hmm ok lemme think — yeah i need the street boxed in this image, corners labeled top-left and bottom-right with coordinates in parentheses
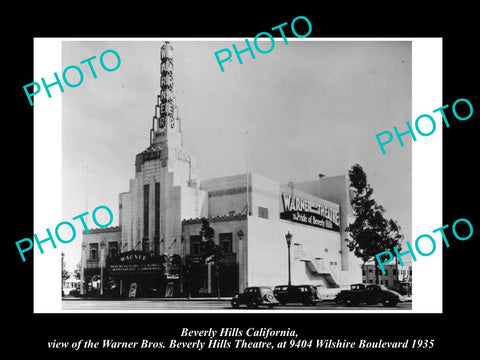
top-left (62, 299), bottom-right (412, 311)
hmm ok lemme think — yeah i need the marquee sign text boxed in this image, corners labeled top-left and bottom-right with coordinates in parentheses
top-left (280, 193), bottom-right (340, 232)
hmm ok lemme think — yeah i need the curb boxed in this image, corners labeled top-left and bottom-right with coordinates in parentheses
top-left (62, 297), bottom-right (231, 301)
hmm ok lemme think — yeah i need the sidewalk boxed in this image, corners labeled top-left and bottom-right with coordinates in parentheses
top-left (62, 296), bottom-right (231, 301)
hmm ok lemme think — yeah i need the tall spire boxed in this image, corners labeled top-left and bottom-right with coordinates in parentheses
top-left (150, 41), bottom-right (181, 148)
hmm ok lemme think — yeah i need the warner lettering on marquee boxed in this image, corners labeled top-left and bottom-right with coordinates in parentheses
top-left (280, 193), bottom-right (340, 232)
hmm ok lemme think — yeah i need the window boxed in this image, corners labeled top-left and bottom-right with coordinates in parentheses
top-left (293, 243), bottom-right (302, 260)
top-left (90, 244), bottom-right (98, 260)
top-left (258, 206), bottom-right (268, 219)
top-left (324, 248), bottom-right (328, 253)
top-left (142, 238), bottom-right (149, 253)
top-left (362, 269), bottom-right (366, 276)
top-left (190, 235), bottom-right (202, 256)
top-left (108, 242), bottom-right (117, 258)
top-left (219, 233), bottom-right (233, 253)
top-left (368, 268), bottom-right (373, 273)
top-left (144, 184), bottom-right (149, 237)
top-left (385, 269), bottom-right (388, 276)
top-left (393, 269), bottom-right (397, 276)
top-left (155, 183), bottom-right (160, 238)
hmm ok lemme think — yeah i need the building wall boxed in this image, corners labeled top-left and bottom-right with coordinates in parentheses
top-left (197, 172), bottom-right (362, 290)
top-left (247, 215), bottom-right (345, 288)
top-left (363, 264), bottom-right (397, 286)
top-left (181, 185), bottom-right (208, 221)
top-left (119, 143), bottom-right (205, 256)
top-left (250, 174), bottom-right (281, 220)
top-left (84, 170), bottom-right (362, 296)
top-left (182, 216), bottom-right (247, 293)
top-left (182, 218), bottom-right (246, 257)
top-left (80, 227), bottom-right (122, 294)
top-left (295, 175), bottom-right (363, 278)
top-left (398, 265), bottom-right (413, 282)
top-left (362, 263), bottom-right (412, 285)
top-left (317, 176), bottom-right (362, 276)
top-left (120, 191), bottom-right (132, 252)
top-left (201, 174), bottom-right (250, 217)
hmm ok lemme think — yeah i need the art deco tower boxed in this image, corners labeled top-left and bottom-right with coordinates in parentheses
top-left (149, 42), bottom-right (182, 160)
top-left (119, 42), bottom-right (207, 256)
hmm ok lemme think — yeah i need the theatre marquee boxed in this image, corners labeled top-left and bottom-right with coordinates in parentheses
top-left (280, 193), bottom-right (340, 232)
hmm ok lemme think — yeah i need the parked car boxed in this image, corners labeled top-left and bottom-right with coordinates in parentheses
top-left (231, 286), bottom-right (279, 309)
top-left (316, 285), bottom-right (342, 301)
top-left (334, 283), bottom-right (405, 307)
top-left (274, 285), bottom-right (320, 306)
top-left (387, 285), bottom-right (411, 296)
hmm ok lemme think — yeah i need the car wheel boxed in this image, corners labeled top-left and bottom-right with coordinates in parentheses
top-left (343, 298), bottom-right (358, 306)
top-left (231, 298), bottom-right (240, 309)
top-left (382, 299), bottom-right (398, 307)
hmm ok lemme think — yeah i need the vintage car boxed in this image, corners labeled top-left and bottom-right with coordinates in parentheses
top-left (388, 282), bottom-right (412, 297)
top-left (273, 285), bottom-right (320, 306)
top-left (231, 286), bottom-right (279, 309)
top-left (334, 283), bottom-right (405, 307)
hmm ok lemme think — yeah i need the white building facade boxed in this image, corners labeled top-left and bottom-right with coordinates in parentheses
top-left (80, 42), bottom-right (362, 298)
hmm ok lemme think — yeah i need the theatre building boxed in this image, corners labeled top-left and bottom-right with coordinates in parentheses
top-left (80, 42), bottom-right (362, 298)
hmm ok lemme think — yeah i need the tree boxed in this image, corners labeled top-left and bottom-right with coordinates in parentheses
top-left (62, 252), bottom-right (70, 282)
top-left (73, 261), bottom-right (82, 280)
top-left (346, 164), bottom-right (404, 284)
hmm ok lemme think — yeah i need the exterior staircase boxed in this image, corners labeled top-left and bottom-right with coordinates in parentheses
top-left (300, 251), bottom-right (340, 288)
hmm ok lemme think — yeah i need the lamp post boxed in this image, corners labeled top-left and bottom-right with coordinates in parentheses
top-left (100, 239), bottom-right (105, 296)
top-left (237, 229), bottom-right (245, 291)
top-left (61, 252), bottom-right (64, 297)
top-left (81, 243), bottom-right (86, 295)
top-left (285, 231), bottom-right (292, 286)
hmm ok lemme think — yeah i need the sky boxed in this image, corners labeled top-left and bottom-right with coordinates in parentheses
top-left (61, 39), bottom-right (412, 272)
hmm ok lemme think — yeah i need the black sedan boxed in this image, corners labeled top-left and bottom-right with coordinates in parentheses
top-left (274, 285), bottom-right (320, 306)
top-left (231, 286), bottom-right (279, 309)
top-left (334, 283), bottom-right (405, 307)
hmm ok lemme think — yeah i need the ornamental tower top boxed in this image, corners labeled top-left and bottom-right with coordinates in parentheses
top-left (149, 41), bottom-right (182, 149)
